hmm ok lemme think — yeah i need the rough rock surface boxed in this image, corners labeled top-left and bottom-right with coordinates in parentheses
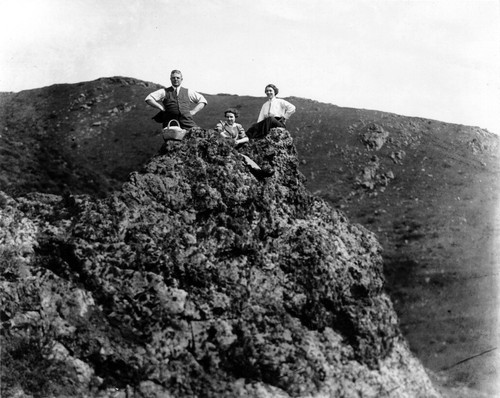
top-left (359, 123), bottom-right (390, 151)
top-left (0, 129), bottom-right (439, 397)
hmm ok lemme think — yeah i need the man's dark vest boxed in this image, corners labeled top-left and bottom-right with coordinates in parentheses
top-left (162, 87), bottom-right (191, 116)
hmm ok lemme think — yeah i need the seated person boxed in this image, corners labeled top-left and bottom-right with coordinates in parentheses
top-left (216, 108), bottom-right (249, 147)
top-left (246, 84), bottom-right (296, 140)
top-left (216, 108), bottom-right (272, 179)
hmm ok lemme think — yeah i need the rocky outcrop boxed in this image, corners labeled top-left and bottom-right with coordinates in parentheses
top-left (359, 123), bottom-right (390, 151)
top-left (0, 129), bottom-right (439, 397)
top-left (355, 155), bottom-right (395, 191)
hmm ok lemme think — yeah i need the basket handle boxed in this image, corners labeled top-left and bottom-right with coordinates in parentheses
top-left (167, 119), bottom-right (180, 128)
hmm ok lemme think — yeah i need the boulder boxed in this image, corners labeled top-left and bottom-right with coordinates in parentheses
top-left (0, 128), bottom-right (439, 397)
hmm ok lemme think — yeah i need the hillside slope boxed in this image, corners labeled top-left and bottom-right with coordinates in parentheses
top-left (1, 77), bottom-right (499, 395)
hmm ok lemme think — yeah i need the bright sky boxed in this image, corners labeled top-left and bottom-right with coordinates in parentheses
top-left (1, 0), bottom-right (499, 134)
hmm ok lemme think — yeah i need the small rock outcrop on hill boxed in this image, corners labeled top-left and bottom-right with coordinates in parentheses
top-left (359, 123), bottom-right (390, 151)
top-left (0, 129), bottom-right (439, 397)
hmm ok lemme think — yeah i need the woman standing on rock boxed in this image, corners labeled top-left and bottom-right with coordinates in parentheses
top-left (246, 84), bottom-right (296, 139)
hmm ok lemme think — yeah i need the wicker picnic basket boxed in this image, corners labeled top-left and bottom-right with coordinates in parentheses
top-left (162, 119), bottom-right (187, 141)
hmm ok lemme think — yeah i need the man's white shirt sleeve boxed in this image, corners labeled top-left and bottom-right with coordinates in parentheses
top-left (145, 88), bottom-right (166, 102)
top-left (187, 89), bottom-right (207, 105)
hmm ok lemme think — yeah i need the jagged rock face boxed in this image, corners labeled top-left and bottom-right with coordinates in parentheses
top-left (1, 129), bottom-right (439, 397)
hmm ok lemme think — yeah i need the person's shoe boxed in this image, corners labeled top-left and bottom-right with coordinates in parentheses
top-left (250, 167), bottom-right (274, 180)
top-left (260, 167), bottom-right (274, 177)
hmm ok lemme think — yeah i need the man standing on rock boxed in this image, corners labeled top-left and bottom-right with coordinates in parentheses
top-left (145, 70), bottom-right (207, 129)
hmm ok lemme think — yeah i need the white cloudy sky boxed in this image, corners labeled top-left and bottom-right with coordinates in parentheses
top-left (1, 0), bottom-right (499, 133)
